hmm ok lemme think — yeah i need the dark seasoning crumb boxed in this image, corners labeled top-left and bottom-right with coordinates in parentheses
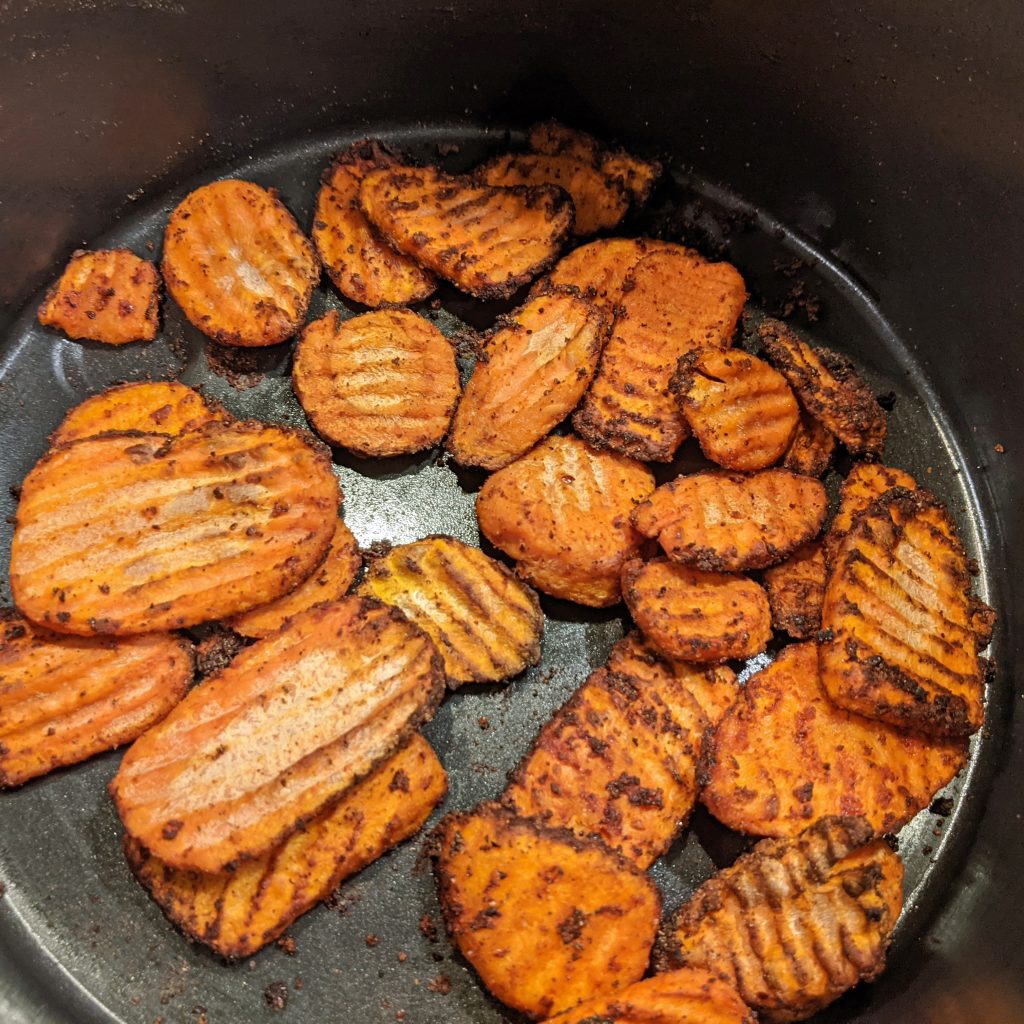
top-left (263, 981), bottom-right (288, 1011)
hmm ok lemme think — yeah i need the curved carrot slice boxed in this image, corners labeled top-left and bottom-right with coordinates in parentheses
top-left (110, 596), bottom-right (444, 873)
top-left (10, 420), bottom-right (339, 635)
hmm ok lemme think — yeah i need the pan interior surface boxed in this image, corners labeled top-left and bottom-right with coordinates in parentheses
top-left (0, 124), bottom-right (1000, 1024)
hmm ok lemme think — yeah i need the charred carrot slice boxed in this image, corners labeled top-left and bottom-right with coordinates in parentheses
top-left (50, 381), bottom-right (228, 446)
top-left (758, 316), bottom-right (887, 457)
top-left (10, 420), bottom-right (339, 635)
top-left (573, 249), bottom-right (746, 462)
top-left (761, 541), bottom-right (827, 639)
top-left (527, 120), bottom-right (662, 206)
top-left (313, 140), bottom-right (436, 307)
top-left (782, 409), bottom-right (837, 476)
top-left (38, 248), bottom-right (160, 346)
top-left (162, 179), bottom-right (319, 347)
top-left (702, 642), bottom-right (968, 836)
top-left (292, 309), bottom-right (460, 458)
top-left (110, 595), bottom-right (444, 873)
top-left (477, 153), bottom-right (630, 236)
top-left (125, 734), bottom-right (446, 958)
top-left (655, 816), bottom-right (902, 1024)
top-left (821, 487), bottom-right (986, 738)
top-left (359, 165), bottom-right (573, 299)
top-left (228, 518), bottom-right (361, 639)
top-left (447, 290), bottom-right (606, 470)
top-left (0, 610), bottom-right (192, 788)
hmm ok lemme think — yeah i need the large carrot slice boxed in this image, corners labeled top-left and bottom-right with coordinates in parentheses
top-left (126, 734), bottom-right (446, 957)
top-left (10, 420), bottom-right (339, 635)
top-left (110, 595), bottom-right (445, 873)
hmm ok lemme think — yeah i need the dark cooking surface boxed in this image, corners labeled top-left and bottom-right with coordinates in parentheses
top-left (0, 124), bottom-right (1007, 1023)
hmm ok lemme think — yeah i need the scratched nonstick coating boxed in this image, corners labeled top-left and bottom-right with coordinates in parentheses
top-left (0, 125), bottom-right (1000, 1024)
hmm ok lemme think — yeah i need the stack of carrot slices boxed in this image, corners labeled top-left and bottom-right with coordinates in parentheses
top-left (3, 120), bottom-right (992, 1023)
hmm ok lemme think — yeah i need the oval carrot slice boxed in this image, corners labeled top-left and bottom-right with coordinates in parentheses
top-left (110, 595), bottom-right (444, 873)
top-left (125, 733), bottom-right (446, 958)
top-left (573, 249), bottom-right (747, 462)
top-left (228, 518), bottom-right (361, 639)
top-left (10, 420), bottom-right (339, 635)
top-left (447, 290), bottom-right (606, 470)
top-left (359, 165), bottom-right (573, 299)
top-left (702, 642), bottom-right (968, 835)
top-left (38, 248), bottom-right (160, 346)
top-left (0, 610), bottom-right (193, 788)
top-left (50, 381), bottom-right (228, 446)
top-left (359, 536), bottom-right (541, 687)
top-left (527, 121), bottom-right (662, 207)
top-left (432, 802), bottom-right (661, 1019)
top-left (476, 434), bottom-right (654, 607)
top-left (758, 316), bottom-right (887, 457)
top-left (534, 238), bottom-right (684, 320)
top-left (632, 469), bottom-right (827, 572)
top-left (673, 346), bottom-right (799, 471)
top-left (477, 152), bottom-right (630, 235)
top-left (313, 140), bottom-right (436, 307)
top-left (821, 487), bottom-right (986, 737)
top-left (162, 179), bottom-right (319, 347)
top-left (293, 309), bottom-right (460, 458)
top-left (655, 816), bottom-right (903, 1024)
top-left (621, 558), bottom-right (771, 663)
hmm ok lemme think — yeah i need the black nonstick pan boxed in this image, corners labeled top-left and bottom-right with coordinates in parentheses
top-left (0, 3), bottom-right (1021, 1023)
